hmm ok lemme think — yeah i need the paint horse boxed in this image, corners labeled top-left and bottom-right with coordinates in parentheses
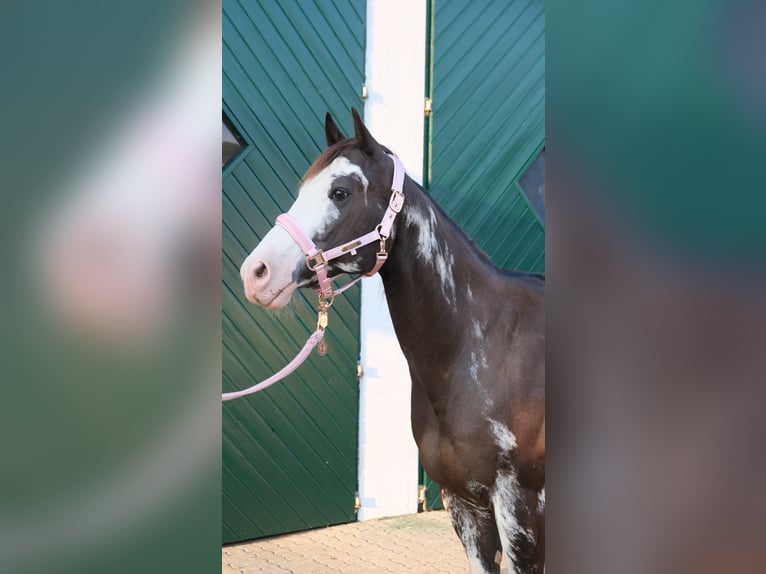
top-left (240, 109), bottom-right (545, 573)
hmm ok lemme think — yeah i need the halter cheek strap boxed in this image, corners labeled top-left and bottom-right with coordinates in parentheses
top-left (275, 153), bottom-right (405, 301)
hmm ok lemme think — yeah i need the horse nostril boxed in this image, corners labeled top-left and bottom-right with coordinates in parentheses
top-left (253, 262), bottom-right (268, 280)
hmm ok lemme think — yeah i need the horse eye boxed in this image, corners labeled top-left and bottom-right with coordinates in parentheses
top-left (330, 187), bottom-right (349, 202)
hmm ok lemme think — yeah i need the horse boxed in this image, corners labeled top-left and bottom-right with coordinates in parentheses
top-left (240, 108), bottom-right (545, 573)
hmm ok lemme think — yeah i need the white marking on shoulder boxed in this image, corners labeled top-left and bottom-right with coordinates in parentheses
top-left (469, 342), bottom-right (493, 411)
top-left (469, 351), bottom-right (480, 382)
top-left (538, 487), bottom-right (545, 513)
top-left (490, 420), bottom-right (517, 454)
top-left (288, 156), bottom-right (367, 238)
top-left (466, 284), bottom-right (473, 302)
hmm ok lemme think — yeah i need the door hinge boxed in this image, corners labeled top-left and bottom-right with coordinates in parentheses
top-left (354, 491), bottom-right (361, 513)
top-left (424, 98), bottom-right (433, 116)
top-left (361, 84), bottom-right (368, 100)
top-left (356, 362), bottom-right (363, 379)
top-left (418, 484), bottom-right (427, 511)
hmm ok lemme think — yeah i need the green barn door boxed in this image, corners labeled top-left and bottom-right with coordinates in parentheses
top-left (222, 0), bottom-right (365, 543)
top-left (422, 0), bottom-right (546, 510)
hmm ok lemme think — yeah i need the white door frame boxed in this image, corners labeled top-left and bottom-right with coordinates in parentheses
top-left (357, 0), bottom-right (427, 521)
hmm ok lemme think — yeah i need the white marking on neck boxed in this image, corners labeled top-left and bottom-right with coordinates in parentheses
top-left (468, 349), bottom-right (489, 381)
top-left (469, 351), bottom-right (480, 382)
top-left (538, 487), bottom-right (545, 513)
top-left (434, 247), bottom-right (456, 304)
top-left (405, 205), bottom-right (437, 260)
top-left (404, 203), bottom-right (456, 305)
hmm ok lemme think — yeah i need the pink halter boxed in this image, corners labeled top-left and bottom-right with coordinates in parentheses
top-left (275, 153), bottom-right (405, 301)
top-left (221, 153), bottom-right (405, 402)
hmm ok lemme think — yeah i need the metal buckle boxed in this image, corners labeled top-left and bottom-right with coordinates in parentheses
top-left (388, 189), bottom-right (405, 213)
top-left (306, 251), bottom-right (326, 271)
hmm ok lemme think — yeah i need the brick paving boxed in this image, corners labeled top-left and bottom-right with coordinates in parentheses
top-left (222, 510), bottom-right (511, 573)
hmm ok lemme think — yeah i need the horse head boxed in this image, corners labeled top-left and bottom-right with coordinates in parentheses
top-left (240, 108), bottom-right (400, 308)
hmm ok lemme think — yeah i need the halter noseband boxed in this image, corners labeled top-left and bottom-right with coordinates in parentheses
top-left (275, 153), bottom-right (405, 302)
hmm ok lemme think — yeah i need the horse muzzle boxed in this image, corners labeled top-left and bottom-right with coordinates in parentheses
top-left (240, 229), bottom-right (303, 309)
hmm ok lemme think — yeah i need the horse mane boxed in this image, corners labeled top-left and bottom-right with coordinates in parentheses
top-left (412, 180), bottom-right (545, 282)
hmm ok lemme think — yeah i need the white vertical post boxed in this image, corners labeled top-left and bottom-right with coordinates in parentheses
top-left (357, 0), bottom-right (427, 521)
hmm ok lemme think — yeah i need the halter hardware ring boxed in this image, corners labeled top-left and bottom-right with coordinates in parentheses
top-left (306, 251), bottom-right (326, 271)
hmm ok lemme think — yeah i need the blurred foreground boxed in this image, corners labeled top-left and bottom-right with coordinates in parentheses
top-left (0, 3), bottom-right (221, 574)
top-left (548, 0), bottom-right (766, 572)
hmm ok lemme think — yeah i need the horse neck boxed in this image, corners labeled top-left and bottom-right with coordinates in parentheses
top-left (378, 177), bottom-right (499, 376)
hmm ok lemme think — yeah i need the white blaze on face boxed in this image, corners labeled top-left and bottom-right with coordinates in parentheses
top-left (240, 156), bottom-right (367, 308)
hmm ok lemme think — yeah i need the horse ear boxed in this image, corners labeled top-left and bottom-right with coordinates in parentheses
top-left (351, 107), bottom-right (383, 156)
top-left (324, 112), bottom-right (346, 147)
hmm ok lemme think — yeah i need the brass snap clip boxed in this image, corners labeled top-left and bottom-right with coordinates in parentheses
top-left (316, 294), bottom-right (334, 331)
top-left (316, 298), bottom-right (330, 356)
top-left (317, 306), bottom-right (329, 331)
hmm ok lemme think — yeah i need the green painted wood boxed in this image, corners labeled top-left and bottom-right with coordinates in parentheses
top-left (423, 0), bottom-right (546, 511)
top-left (222, 0), bottom-right (365, 544)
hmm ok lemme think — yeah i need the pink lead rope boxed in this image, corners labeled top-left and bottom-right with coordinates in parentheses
top-left (222, 154), bottom-right (406, 402)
